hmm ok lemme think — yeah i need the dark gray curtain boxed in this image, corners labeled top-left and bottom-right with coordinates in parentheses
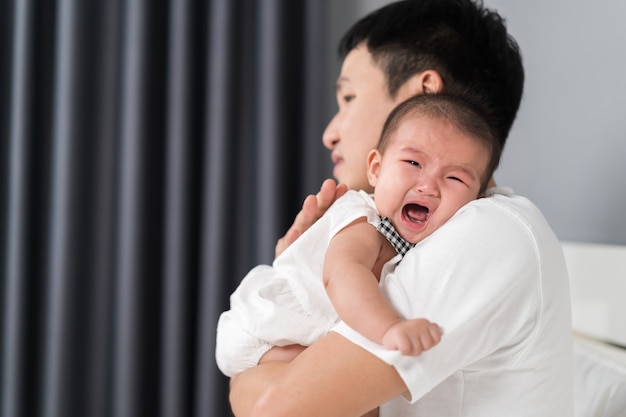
top-left (0, 1), bottom-right (332, 416)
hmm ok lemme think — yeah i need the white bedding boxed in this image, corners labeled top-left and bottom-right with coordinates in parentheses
top-left (564, 241), bottom-right (626, 347)
top-left (574, 334), bottom-right (626, 417)
top-left (564, 242), bottom-right (626, 417)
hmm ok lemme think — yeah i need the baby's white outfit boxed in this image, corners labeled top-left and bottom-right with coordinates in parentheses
top-left (215, 190), bottom-right (400, 377)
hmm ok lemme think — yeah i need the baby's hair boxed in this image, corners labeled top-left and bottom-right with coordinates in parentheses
top-left (377, 93), bottom-right (501, 193)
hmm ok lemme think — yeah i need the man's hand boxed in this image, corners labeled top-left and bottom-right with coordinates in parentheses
top-left (275, 179), bottom-right (348, 258)
top-left (361, 408), bottom-right (379, 417)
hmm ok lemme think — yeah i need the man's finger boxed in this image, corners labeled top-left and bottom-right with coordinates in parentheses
top-left (316, 179), bottom-right (338, 212)
top-left (334, 183), bottom-right (349, 200)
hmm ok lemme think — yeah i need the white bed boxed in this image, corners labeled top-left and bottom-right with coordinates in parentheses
top-left (563, 241), bottom-right (626, 417)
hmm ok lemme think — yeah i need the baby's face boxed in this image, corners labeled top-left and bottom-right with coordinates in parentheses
top-left (367, 115), bottom-right (489, 244)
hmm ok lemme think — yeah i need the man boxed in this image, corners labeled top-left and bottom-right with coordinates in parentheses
top-left (230, 1), bottom-right (573, 416)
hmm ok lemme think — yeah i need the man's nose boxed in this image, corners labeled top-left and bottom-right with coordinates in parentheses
top-left (322, 114), bottom-right (340, 149)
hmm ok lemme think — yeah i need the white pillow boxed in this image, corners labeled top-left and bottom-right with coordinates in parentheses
top-left (574, 335), bottom-right (626, 417)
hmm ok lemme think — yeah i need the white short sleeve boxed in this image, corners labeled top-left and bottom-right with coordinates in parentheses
top-left (332, 194), bottom-right (574, 416)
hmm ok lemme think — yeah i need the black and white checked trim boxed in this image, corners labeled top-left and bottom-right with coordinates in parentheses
top-left (376, 217), bottom-right (415, 258)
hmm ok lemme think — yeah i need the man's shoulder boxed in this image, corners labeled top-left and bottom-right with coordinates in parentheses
top-left (427, 191), bottom-right (560, 260)
top-left (455, 192), bottom-right (545, 233)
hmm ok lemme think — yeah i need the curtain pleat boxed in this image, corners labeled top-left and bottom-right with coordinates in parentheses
top-left (111, 0), bottom-right (147, 414)
top-left (255, 0), bottom-right (282, 261)
top-left (302, 1), bottom-right (332, 194)
top-left (160, 0), bottom-right (200, 416)
top-left (195, 1), bottom-right (236, 414)
top-left (0, 1), bottom-right (330, 417)
top-left (2, 2), bottom-right (33, 417)
top-left (85, 1), bottom-right (120, 415)
top-left (41, 1), bottom-right (79, 415)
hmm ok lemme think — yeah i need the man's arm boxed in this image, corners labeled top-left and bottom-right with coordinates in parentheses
top-left (275, 179), bottom-right (348, 257)
top-left (229, 332), bottom-right (407, 417)
top-left (257, 344), bottom-right (306, 364)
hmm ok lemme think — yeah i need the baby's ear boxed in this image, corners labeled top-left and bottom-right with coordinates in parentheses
top-left (367, 149), bottom-right (382, 187)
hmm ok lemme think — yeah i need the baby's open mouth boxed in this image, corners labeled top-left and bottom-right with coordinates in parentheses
top-left (403, 203), bottom-right (429, 223)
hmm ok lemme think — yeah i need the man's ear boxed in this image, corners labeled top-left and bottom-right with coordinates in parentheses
top-left (420, 70), bottom-right (444, 94)
top-left (367, 149), bottom-right (382, 188)
top-left (398, 70), bottom-right (444, 98)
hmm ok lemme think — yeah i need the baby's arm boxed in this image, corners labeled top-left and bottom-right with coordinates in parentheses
top-left (323, 219), bottom-right (441, 355)
top-left (382, 318), bottom-right (442, 356)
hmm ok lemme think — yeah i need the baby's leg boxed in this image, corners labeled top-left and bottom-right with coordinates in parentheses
top-left (215, 312), bottom-right (274, 377)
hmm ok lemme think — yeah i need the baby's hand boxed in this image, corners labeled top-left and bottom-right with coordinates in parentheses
top-left (382, 318), bottom-right (442, 356)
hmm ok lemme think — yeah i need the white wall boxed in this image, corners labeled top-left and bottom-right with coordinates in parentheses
top-left (325, 0), bottom-right (626, 245)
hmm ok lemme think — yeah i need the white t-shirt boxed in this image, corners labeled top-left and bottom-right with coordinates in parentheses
top-left (333, 190), bottom-right (574, 416)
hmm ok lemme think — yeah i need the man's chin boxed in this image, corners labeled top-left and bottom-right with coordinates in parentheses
top-left (334, 170), bottom-right (373, 193)
top-left (344, 182), bottom-right (374, 193)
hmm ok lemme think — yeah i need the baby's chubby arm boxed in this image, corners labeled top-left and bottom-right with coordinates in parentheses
top-left (324, 219), bottom-right (441, 354)
top-left (323, 218), bottom-right (406, 344)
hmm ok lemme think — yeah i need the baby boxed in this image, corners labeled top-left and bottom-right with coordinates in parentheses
top-left (216, 93), bottom-right (501, 377)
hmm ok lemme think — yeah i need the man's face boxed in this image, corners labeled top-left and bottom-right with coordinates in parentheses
top-left (323, 46), bottom-right (411, 192)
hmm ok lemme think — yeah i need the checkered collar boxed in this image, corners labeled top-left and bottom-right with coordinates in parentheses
top-left (376, 217), bottom-right (415, 258)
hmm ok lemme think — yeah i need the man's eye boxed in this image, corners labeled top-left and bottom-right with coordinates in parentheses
top-left (343, 95), bottom-right (355, 103)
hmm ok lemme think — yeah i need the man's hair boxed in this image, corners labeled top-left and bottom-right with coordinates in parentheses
top-left (338, 0), bottom-right (524, 147)
top-left (377, 93), bottom-right (501, 195)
